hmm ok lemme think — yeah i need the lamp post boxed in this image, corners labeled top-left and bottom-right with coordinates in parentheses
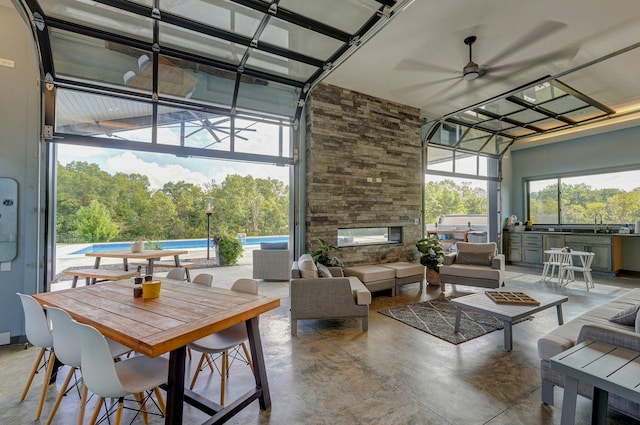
top-left (205, 197), bottom-right (213, 260)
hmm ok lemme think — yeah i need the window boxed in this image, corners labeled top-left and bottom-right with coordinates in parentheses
top-left (526, 169), bottom-right (640, 225)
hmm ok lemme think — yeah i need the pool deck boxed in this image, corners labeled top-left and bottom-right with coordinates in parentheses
top-left (51, 244), bottom-right (292, 296)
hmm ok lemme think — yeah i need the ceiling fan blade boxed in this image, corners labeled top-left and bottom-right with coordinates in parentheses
top-left (395, 58), bottom-right (458, 74)
top-left (420, 78), bottom-right (464, 105)
top-left (487, 44), bottom-right (580, 75)
top-left (391, 75), bottom-right (461, 96)
top-left (483, 20), bottom-right (568, 67)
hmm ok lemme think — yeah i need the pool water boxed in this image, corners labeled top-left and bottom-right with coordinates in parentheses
top-left (71, 236), bottom-right (288, 255)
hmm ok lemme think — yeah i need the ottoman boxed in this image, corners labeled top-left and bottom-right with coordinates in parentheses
top-left (343, 265), bottom-right (397, 296)
top-left (379, 262), bottom-right (425, 293)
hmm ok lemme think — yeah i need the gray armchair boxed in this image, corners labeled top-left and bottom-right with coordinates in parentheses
top-left (252, 242), bottom-right (290, 281)
top-left (290, 258), bottom-right (371, 335)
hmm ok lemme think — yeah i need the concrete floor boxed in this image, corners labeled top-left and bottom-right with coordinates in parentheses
top-left (3, 265), bottom-right (640, 424)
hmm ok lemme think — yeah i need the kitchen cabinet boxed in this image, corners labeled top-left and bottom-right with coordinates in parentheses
top-left (522, 233), bottom-right (542, 264)
top-left (564, 235), bottom-right (622, 273)
top-left (543, 234), bottom-right (565, 251)
top-left (505, 232), bottom-right (522, 263)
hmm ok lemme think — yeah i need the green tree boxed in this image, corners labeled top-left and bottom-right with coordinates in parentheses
top-left (75, 200), bottom-right (119, 242)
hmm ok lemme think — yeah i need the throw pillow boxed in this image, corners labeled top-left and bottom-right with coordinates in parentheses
top-left (298, 254), bottom-right (318, 278)
top-left (609, 303), bottom-right (640, 326)
top-left (456, 251), bottom-right (493, 266)
top-left (316, 262), bottom-right (332, 278)
top-left (636, 309), bottom-right (640, 334)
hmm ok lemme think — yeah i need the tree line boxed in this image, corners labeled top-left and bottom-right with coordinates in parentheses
top-left (424, 179), bottom-right (487, 225)
top-left (57, 161), bottom-right (289, 243)
top-left (530, 182), bottom-right (640, 224)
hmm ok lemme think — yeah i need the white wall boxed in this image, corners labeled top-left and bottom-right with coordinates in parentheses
top-left (0, 4), bottom-right (44, 338)
top-left (508, 126), bottom-right (640, 222)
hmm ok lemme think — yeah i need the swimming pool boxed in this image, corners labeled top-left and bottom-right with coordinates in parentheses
top-left (71, 235), bottom-right (288, 255)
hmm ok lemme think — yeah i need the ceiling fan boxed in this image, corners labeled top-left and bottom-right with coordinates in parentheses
top-left (462, 35), bottom-right (483, 81)
top-left (392, 20), bottom-right (576, 99)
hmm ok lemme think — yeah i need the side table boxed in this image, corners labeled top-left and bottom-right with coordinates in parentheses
top-left (550, 340), bottom-right (640, 425)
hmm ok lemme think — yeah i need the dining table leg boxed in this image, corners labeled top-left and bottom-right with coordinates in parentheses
top-left (246, 317), bottom-right (271, 410)
top-left (165, 346), bottom-right (186, 425)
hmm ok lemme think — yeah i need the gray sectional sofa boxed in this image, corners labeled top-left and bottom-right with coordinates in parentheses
top-left (538, 288), bottom-right (640, 420)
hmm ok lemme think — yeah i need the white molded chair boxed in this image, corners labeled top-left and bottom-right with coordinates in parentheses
top-left (123, 70), bottom-right (136, 85)
top-left (17, 293), bottom-right (56, 421)
top-left (560, 252), bottom-right (595, 290)
top-left (137, 54), bottom-right (150, 70)
top-left (165, 267), bottom-right (186, 281)
top-left (74, 320), bottom-right (168, 425)
top-left (192, 273), bottom-right (213, 287)
top-left (45, 307), bottom-right (131, 425)
top-left (188, 278), bottom-right (258, 405)
top-left (541, 248), bottom-right (571, 284)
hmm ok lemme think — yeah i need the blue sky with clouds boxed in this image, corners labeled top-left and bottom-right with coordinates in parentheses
top-left (58, 144), bottom-right (290, 190)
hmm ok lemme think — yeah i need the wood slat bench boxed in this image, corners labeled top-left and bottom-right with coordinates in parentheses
top-left (63, 269), bottom-right (140, 288)
top-left (129, 260), bottom-right (196, 282)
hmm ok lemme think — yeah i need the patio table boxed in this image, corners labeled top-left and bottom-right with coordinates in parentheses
top-left (85, 249), bottom-right (188, 275)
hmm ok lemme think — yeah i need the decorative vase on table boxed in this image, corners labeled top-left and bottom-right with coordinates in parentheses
top-left (130, 241), bottom-right (144, 253)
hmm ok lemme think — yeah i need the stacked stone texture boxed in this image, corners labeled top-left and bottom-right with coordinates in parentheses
top-left (305, 83), bottom-right (422, 266)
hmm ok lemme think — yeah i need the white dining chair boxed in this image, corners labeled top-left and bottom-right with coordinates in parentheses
top-left (166, 267), bottom-right (186, 281)
top-left (45, 307), bottom-right (131, 425)
top-left (123, 70), bottom-right (136, 85)
top-left (192, 273), bottom-right (213, 287)
top-left (17, 293), bottom-right (56, 421)
top-left (541, 248), bottom-right (571, 284)
top-left (188, 278), bottom-right (258, 405)
top-left (137, 54), bottom-right (150, 70)
top-left (560, 252), bottom-right (595, 290)
top-left (74, 320), bottom-right (168, 425)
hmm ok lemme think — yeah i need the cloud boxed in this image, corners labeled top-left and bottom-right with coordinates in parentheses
top-left (106, 152), bottom-right (210, 190)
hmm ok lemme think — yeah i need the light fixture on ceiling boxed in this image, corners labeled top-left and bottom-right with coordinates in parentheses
top-left (462, 36), bottom-right (480, 81)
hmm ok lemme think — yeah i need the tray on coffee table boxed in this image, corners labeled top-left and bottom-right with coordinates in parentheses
top-left (485, 291), bottom-right (540, 305)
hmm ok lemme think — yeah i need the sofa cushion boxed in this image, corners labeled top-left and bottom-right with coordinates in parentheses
top-left (439, 263), bottom-right (501, 280)
top-left (344, 265), bottom-right (396, 283)
top-left (260, 241), bottom-right (288, 250)
top-left (456, 242), bottom-right (497, 255)
top-left (456, 251), bottom-right (493, 266)
top-left (379, 262), bottom-right (424, 278)
top-left (298, 254), bottom-right (318, 278)
top-left (316, 262), bottom-right (332, 278)
top-left (609, 303), bottom-right (640, 326)
top-left (538, 288), bottom-right (640, 361)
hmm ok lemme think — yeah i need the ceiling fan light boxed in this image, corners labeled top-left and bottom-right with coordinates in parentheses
top-left (463, 61), bottom-right (480, 80)
top-left (463, 71), bottom-right (480, 81)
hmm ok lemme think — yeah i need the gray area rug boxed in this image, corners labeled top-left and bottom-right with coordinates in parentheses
top-left (379, 297), bottom-right (532, 345)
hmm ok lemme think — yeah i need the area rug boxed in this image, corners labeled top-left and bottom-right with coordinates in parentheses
top-left (378, 297), bottom-right (532, 345)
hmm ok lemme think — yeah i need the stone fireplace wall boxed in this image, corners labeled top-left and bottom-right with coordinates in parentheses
top-left (304, 83), bottom-right (422, 266)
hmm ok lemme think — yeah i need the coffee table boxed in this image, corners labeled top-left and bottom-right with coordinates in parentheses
top-left (450, 289), bottom-right (568, 351)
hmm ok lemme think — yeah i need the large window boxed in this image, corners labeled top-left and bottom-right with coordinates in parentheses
top-left (527, 169), bottom-right (640, 225)
top-left (425, 146), bottom-right (498, 229)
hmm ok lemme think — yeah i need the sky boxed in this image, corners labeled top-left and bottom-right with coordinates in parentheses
top-left (57, 144), bottom-right (290, 190)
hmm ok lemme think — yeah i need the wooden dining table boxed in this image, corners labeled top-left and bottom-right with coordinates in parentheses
top-left (33, 279), bottom-right (280, 425)
top-left (85, 249), bottom-right (188, 275)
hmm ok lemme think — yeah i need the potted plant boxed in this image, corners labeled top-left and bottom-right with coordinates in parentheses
top-left (131, 237), bottom-right (146, 253)
top-left (309, 237), bottom-right (343, 267)
top-left (217, 234), bottom-right (243, 266)
top-left (416, 235), bottom-right (445, 286)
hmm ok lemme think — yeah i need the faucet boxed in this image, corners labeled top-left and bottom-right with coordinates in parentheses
top-left (594, 212), bottom-right (603, 233)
